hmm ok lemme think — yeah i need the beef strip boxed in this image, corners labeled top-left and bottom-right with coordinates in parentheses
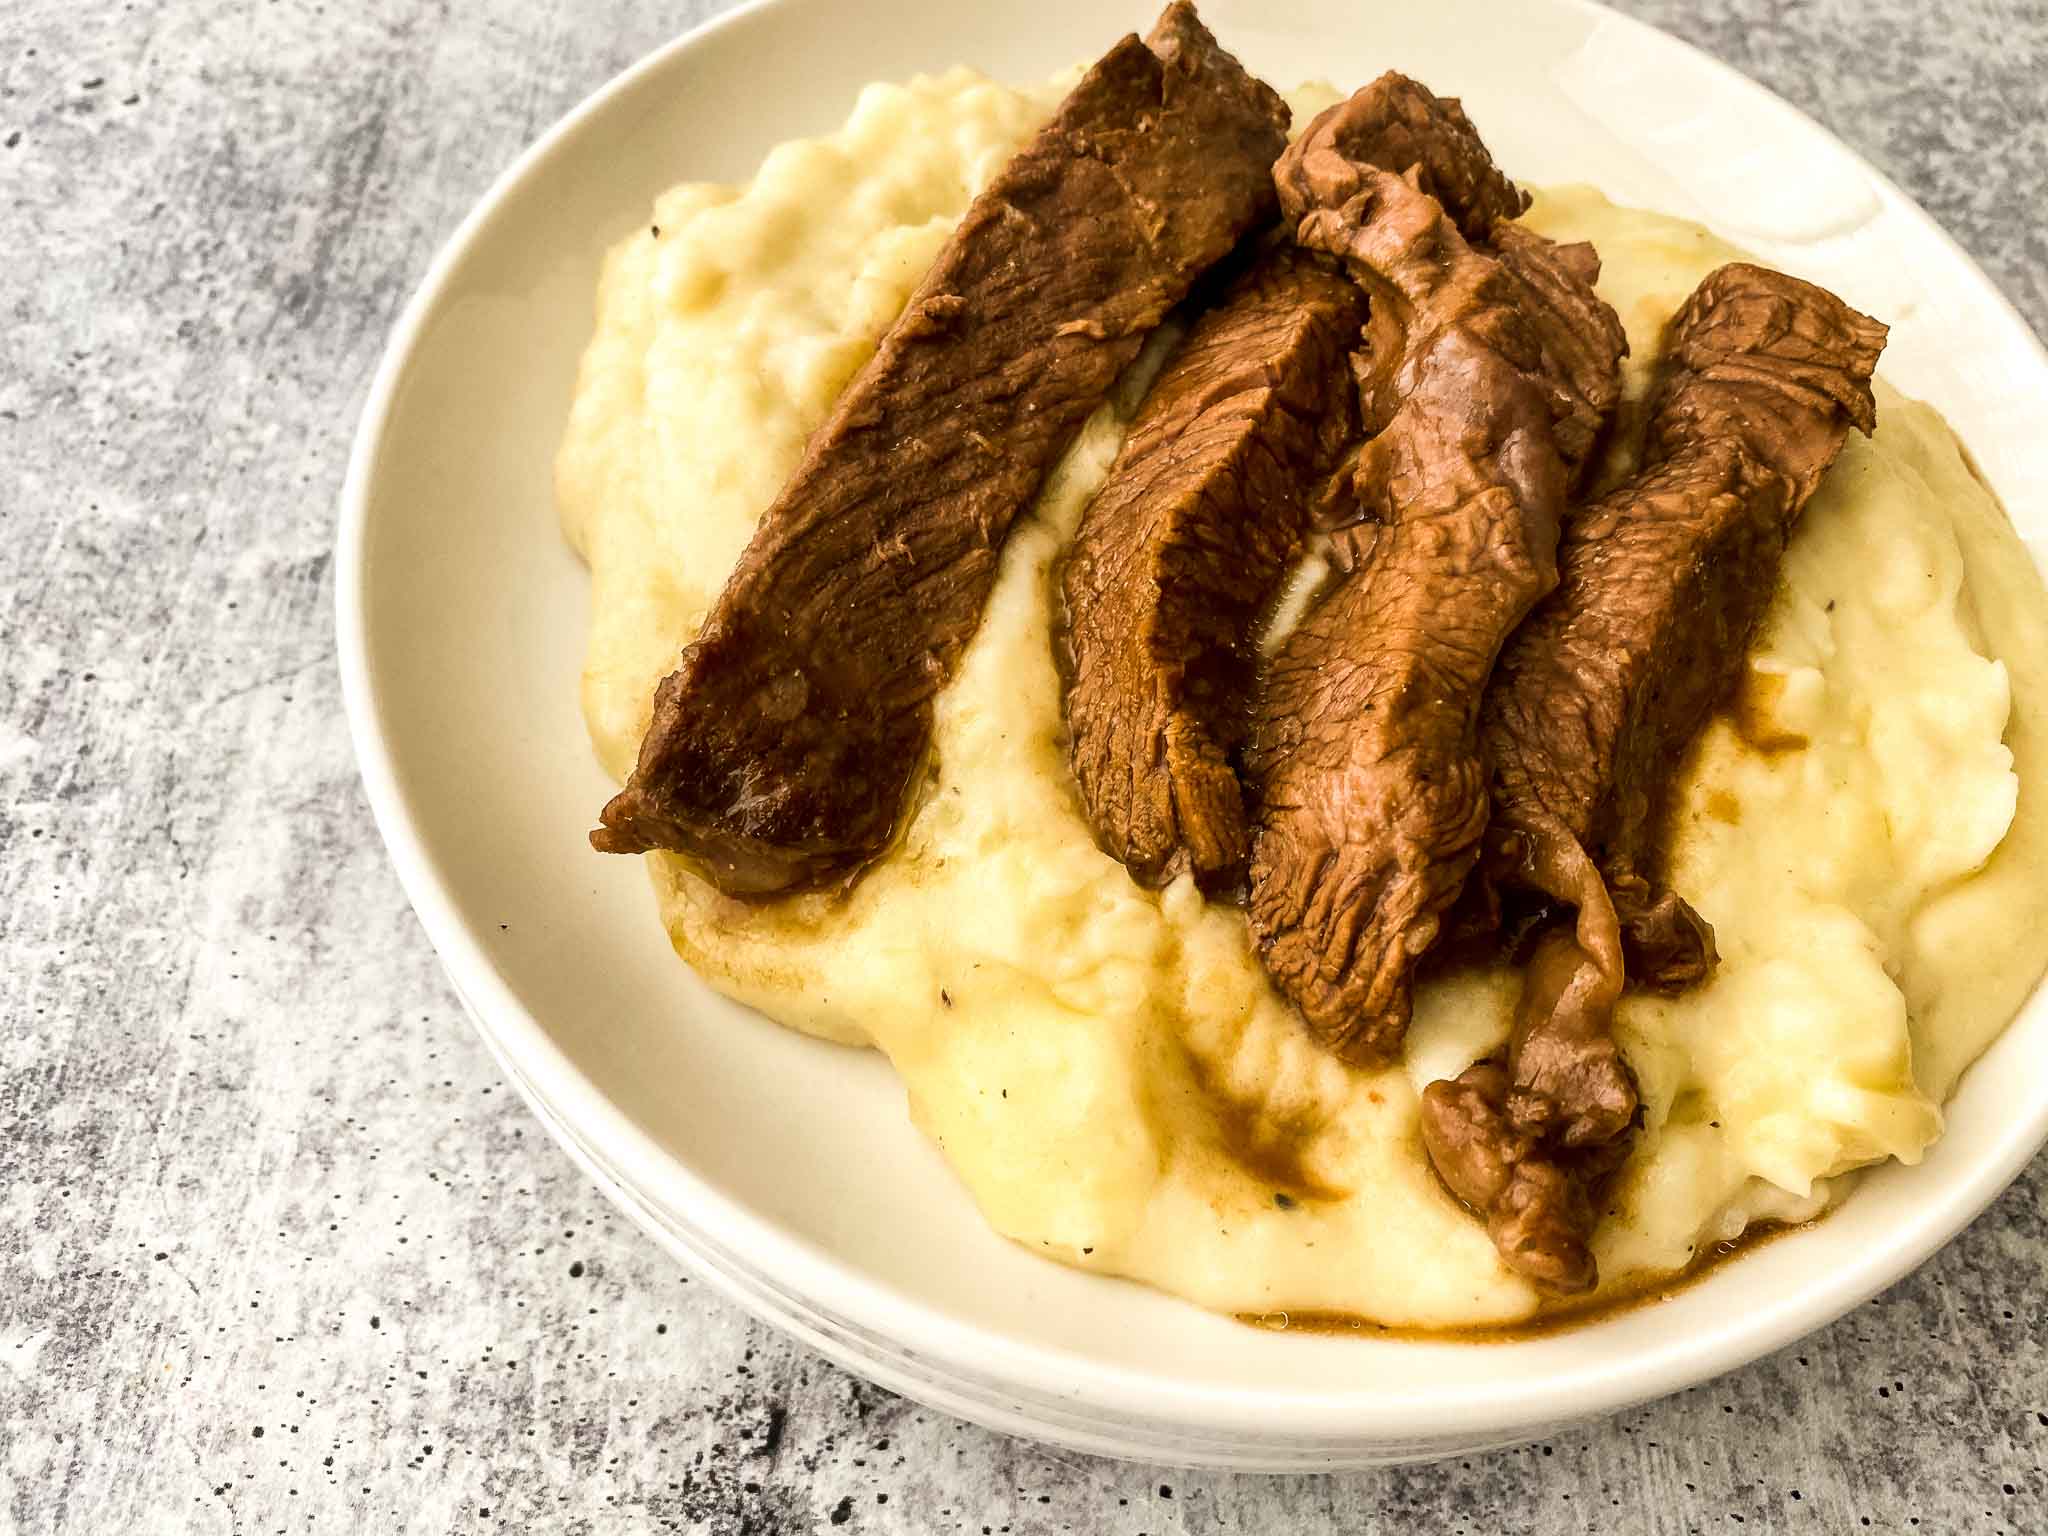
top-left (1489, 223), bottom-right (1631, 482)
top-left (1270, 71), bottom-right (1528, 245)
top-left (591, 3), bottom-right (1291, 894)
top-left (1059, 247), bottom-right (1366, 891)
top-left (1423, 262), bottom-right (1887, 1293)
top-left (1419, 931), bottom-right (1639, 1291)
top-left (1245, 78), bottom-right (1627, 1063)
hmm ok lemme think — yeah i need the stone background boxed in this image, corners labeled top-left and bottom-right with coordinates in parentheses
top-left (5, 0), bottom-right (2045, 1530)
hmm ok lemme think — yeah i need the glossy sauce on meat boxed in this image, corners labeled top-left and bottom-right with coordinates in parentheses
top-left (1245, 77), bottom-right (1626, 1064)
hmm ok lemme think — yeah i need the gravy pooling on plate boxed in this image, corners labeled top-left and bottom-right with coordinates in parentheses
top-left (557, 35), bottom-right (2048, 1327)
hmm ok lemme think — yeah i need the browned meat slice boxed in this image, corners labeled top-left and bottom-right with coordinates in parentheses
top-left (1059, 248), bottom-right (1366, 891)
top-left (591, 3), bottom-right (1292, 894)
top-left (1419, 930), bottom-right (1637, 1292)
top-left (1490, 223), bottom-right (1632, 480)
top-left (1246, 79), bottom-right (1627, 1063)
top-left (1424, 263), bottom-right (1887, 1293)
top-left (1271, 71), bottom-right (1527, 244)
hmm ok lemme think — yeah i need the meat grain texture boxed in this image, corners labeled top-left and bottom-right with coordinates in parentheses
top-left (1060, 247), bottom-right (1365, 892)
top-left (1249, 77), bottom-right (1627, 1064)
top-left (592, 3), bottom-right (1289, 893)
top-left (1425, 263), bottom-right (1888, 1292)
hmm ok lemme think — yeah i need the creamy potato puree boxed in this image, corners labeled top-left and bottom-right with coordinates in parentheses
top-left (557, 72), bottom-right (2048, 1326)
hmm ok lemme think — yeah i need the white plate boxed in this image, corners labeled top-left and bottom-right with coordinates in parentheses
top-left (336, 0), bottom-right (2048, 1469)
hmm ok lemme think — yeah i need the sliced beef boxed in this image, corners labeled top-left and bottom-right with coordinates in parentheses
top-left (1271, 71), bottom-right (1527, 245)
top-left (1424, 262), bottom-right (1887, 1293)
top-left (1490, 223), bottom-right (1631, 481)
top-left (1059, 248), bottom-right (1366, 891)
top-left (1246, 79), bottom-right (1627, 1064)
top-left (1418, 933), bottom-right (1638, 1293)
top-left (591, 3), bottom-right (1292, 894)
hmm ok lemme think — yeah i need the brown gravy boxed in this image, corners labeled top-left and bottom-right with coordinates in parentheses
top-left (1234, 1218), bottom-right (1805, 1341)
top-left (1180, 1043), bottom-right (1349, 1204)
top-left (1198, 613), bottom-right (1820, 1340)
top-left (1730, 668), bottom-right (1810, 754)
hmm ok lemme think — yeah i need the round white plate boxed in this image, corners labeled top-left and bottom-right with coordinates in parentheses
top-left (337, 0), bottom-right (2048, 1469)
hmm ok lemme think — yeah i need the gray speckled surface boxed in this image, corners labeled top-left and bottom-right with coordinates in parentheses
top-left (5, 0), bottom-right (2047, 1529)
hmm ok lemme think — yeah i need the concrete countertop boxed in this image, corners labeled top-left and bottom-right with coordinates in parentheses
top-left (5, 0), bottom-right (2045, 1529)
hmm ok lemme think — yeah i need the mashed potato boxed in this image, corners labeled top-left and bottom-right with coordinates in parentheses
top-left (556, 71), bottom-right (2048, 1327)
